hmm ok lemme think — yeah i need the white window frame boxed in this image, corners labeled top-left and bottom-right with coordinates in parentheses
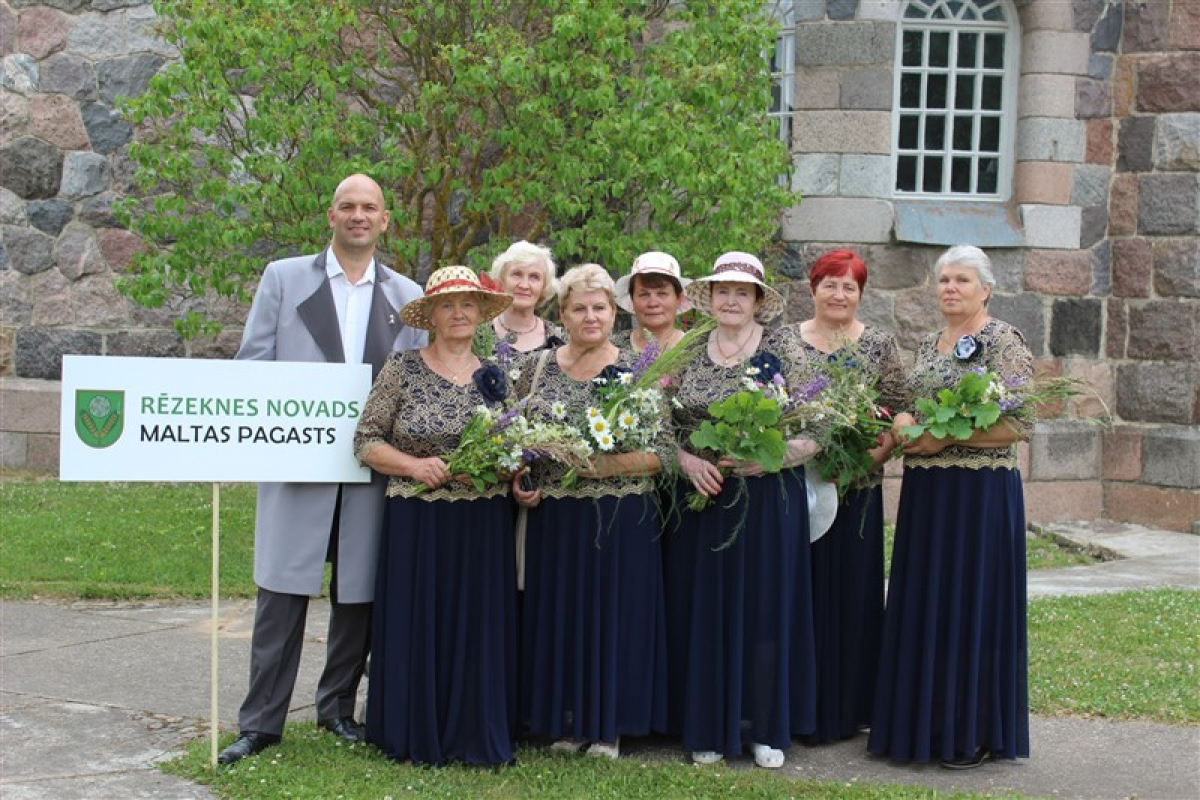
top-left (767, 0), bottom-right (796, 147)
top-left (891, 0), bottom-right (1020, 201)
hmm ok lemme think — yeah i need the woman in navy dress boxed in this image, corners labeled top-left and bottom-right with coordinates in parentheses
top-left (665, 251), bottom-right (821, 769)
top-left (871, 245), bottom-right (1032, 769)
top-left (354, 266), bottom-right (518, 766)
top-left (511, 263), bottom-right (669, 760)
top-left (487, 240), bottom-right (565, 352)
top-left (611, 250), bottom-right (692, 354)
top-left (791, 249), bottom-right (908, 743)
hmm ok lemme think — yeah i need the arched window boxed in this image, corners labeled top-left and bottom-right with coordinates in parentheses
top-left (768, 0), bottom-right (796, 146)
top-left (893, 0), bottom-right (1019, 199)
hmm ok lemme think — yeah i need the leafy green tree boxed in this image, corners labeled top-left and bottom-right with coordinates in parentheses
top-left (119, 0), bottom-right (795, 337)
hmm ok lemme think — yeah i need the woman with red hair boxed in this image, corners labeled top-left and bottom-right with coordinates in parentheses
top-left (792, 249), bottom-right (908, 744)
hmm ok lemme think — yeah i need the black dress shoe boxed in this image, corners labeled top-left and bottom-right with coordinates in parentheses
top-left (217, 731), bottom-right (281, 765)
top-left (318, 717), bottom-right (366, 743)
top-left (940, 747), bottom-right (992, 770)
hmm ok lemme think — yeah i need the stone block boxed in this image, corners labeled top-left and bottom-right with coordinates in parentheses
top-left (1, 224), bottom-right (54, 275)
top-left (1152, 239), bottom-right (1200, 298)
top-left (791, 153), bottom-right (839, 196)
top-left (1122, 0), bottom-right (1170, 52)
top-left (1023, 480), bottom-right (1103, 524)
top-left (856, 1), bottom-right (897, 22)
top-left (1020, 204), bottom-right (1082, 250)
top-left (1, 52), bottom-right (37, 95)
top-left (96, 227), bottom-right (142, 270)
top-left (17, 6), bottom-right (67, 60)
top-left (1029, 420), bottom-right (1101, 481)
top-left (1014, 161), bottom-right (1072, 204)
top-left (0, 432), bottom-right (28, 468)
top-left (1023, 248), bottom-right (1090, 296)
top-left (1127, 300), bottom-right (1199, 362)
top-left (106, 330), bottom-right (185, 359)
top-left (1105, 483), bottom-right (1200, 534)
top-left (838, 154), bottom-right (890, 198)
top-left (840, 68), bottom-right (892, 110)
top-left (827, 0), bottom-right (856, 21)
top-left (795, 22), bottom-right (893, 66)
top-left (25, 432), bottom-right (59, 474)
top-left (1137, 53), bottom-right (1200, 114)
top-left (795, 68), bottom-right (840, 110)
top-left (38, 53), bottom-right (96, 100)
top-left (54, 221), bottom-right (106, 280)
top-left (1018, 73), bottom-right (1077, 118)
top-left (80, 101), bottom-right (131, 155)
top-left (1090, 240), bottom-right (1111, 296)
top-left (70, 272), bottom-right (128, 327)
top-left (0, 270), bottom-right (30, 328)
top-left (781, 198), bottom-right (893, 243)
top-left (0, 3), bottom-right (14, 57)
top-left (1022, 30), bottom-right (1090, 75)
top-left (26, 198), bottom-right (72, 236)
top-left (1017, 118), bottom-right (1086, 163)
top-left (1090, 1), bottom-right (1123, 52)
top-left (59, 151), bottom-right (110, 200)
top-left (1102, 426), bottom-right (1142, 481)
top-left (1115, 363), bottom-right (1195, 425)
top-left (13, 327), bottom-right (101, 380)
top-left (1050, 298), bottom-right (1101, 357)
top-left (990, 293), bottom-right (1045, 356)
top-left (854, 291), bottom-right (893, 333)
top-left (1088, 53), bottom-right (1113, 81)
top-left (1075, 77), bottom-right (1111, 119)
top-left (1112, 237), bottom-right (1151, 297)
top-left (78, 192), bottom-right (120, 228)
top-left (891, 287), bottom-right (941, 351)
top-left (893, 201), bottom-right (1023, 248)
top-left (1071, 165), bottom-right (1109, 208)
top-left (856, 243), bottom-right (935, 291)
top-left (1063, 358), bottom-right (1113, 421)
top-left (794, 110), bottom-right (891, 154)
top-left (1116, 116), bottom-right (1154, 173)
top-left (1105, 297), bottom-right (1126, 359)
top-left (1153, 114), bottom-right (1200, 172)
top-left (1079, 205), bottom-right (1108, 249)
top-left (1018, 0), bottom-right (1074, 31)
top-left (0, 187), bottom-right (25, 225)
top-left (1085, 119), bottom-right (1113, 165)
top-left (1113, 55), bottom-right (1134, 117)
top-left (0, 136), bottom-right (63, 200)
top-left (97, 52), bottom-right (166, 105)
top-left (29, 268), bottom-right (72, 326)
top-left (0, 85), bottom-right (28, 140)
top-left (794, 1), bottom-right (825, 23)
top-left (1137, 174), bottom-right (1198, 236)
top-left (1108, 173), bottom-right (1137, 235)
top-left (187, 328), bottom-right (243, 361)
top-left (0, 375), bottom-right (62, 433)
top-left (1172, 0), bottom-right (1200, 49)
top-left (29, 93), bottom-right (88, 149)
top-left (1141, 427), bottom-right (1200, 489)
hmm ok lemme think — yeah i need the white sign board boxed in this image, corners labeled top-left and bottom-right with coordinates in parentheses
top-left (60, 355), bottom-right (374, 483)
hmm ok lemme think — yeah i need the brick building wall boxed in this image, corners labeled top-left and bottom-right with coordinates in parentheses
top-left (1, 0), bottom-right (1197, 531)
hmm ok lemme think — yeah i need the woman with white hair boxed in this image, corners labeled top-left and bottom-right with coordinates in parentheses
top-left (489, 240), bottom-right (565, 351)
top-left (511, 263), bottom-right (669, 760)
top-left (870, 245), bottom-right (1032, 769)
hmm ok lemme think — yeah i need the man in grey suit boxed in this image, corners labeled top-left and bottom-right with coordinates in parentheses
top-left (218, 174), bottom-right (426, 765)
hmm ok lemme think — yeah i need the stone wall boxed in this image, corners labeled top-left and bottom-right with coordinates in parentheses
top-left (0, 0), bottom-right (1197, 530)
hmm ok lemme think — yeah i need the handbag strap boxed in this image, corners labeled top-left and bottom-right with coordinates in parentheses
top-left (529, 348), bottom-right (552, 394)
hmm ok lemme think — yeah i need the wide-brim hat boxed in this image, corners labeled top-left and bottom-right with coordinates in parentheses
top-left (807, 472), bottom-right (839, 543)
top-left (684, 251), bottom-right (785, 323)
top-left (614, 251), bottom-right (693, 314)
top-left (400, 266), bottom-right (513, 330)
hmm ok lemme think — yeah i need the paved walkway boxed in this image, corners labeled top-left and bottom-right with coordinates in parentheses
top-left (1, 521), bottom-right (1197, 799)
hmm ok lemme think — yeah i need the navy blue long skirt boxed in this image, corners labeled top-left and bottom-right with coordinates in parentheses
top-left (520, 494), bottom-right (667, 743)
top-left (869, 466), bottom-right (1029, 763)
top-left (366, 494), bottom-right (517, 766)
top-left (663, 467), bottom-right (817, 757)
top-left (804, 484), bottom-right (885, 743)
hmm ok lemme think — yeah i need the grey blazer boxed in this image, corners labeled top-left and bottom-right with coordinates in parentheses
top-left (235, 248), bottom-right (426, 603)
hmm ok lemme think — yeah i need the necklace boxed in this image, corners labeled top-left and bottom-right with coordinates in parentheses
top-left (427, 348), bottom-right (476, 382)
top-left (713, 325), bottom-right (758, 364)
top-left (496, 314), bottom-right (539, 344)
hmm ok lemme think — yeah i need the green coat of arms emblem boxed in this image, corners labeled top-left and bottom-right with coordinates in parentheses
top-left (75, 390), bottom-right (125, 448)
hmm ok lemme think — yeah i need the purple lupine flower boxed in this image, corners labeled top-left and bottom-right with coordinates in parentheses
top-left (793, 374), bottom-right (830, 404)
top-left (631, 335), bottom-right (662, 380)
top-left (1004, 376), bottom-right (1028, 389)
top-left (494, 339), bottom-right (516, 373)
top-left (492, 398), bottom-right (528, 432)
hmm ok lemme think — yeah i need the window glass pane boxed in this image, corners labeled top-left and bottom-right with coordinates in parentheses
top-left (955, 75), bottom-right (975, 109)
top-left (979, 116), bottom-right (1000, 152)
top-left (931, 5), bottom-right (948, 19)
top-left (957, 32), bottom-right (978, 68)
top-left (927, 74), bottom-right (948, 108)
top-left (947, 0), bottom-right (965, 16)
top-left (953, 115), bottom-right (974, 150)
top-left (982, 4), bottom-right (1004, 22)
top-left (905, 2), bottom-right (928, 20)
top-left (929, 31), bottom-right (950, 67)
top-left (983, 33), bottom-right (1004, 68)
top-left (903, 30), bottom-right (923, 67)
top-left (897, 155), bottom-right (917, 191)
top-left (978, 157), bottom-right (998, 193)
top-left (981, 75), bottom-right (1002, 110)
top-left (924, 115), bottom-right (946, 150)
top-left (951, 157), bottom-right (972, 192)
top-left (899, 115), bottom-right (920, 149)
top-left (923, 156), bottom-right (943, 192)
top-left (900, 73), bottom-right (922, 108)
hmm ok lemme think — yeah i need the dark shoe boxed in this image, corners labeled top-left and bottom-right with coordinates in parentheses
top-left (217, 731), bottom-right (281, 765)
top-left (318, 717), bottom-right (366, 743)
top-left (940, 747), bottom-right (992, 770)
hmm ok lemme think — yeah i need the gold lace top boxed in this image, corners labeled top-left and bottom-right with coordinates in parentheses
top-left (793, 323), bottom-right (910, 489)
top-left (671, 326), bottom-right (820, 464)
top-left (353, 350), bottom-right (511, 501)
top-left (514, 348), bottom-right (671, 500)
top-left (904, 319), bottom-right (1034, 471)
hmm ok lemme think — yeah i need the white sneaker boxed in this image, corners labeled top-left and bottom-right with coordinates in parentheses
top-left (588, 738), bottom-right (620, 759)
top-left (691, 750), bottom-right (723, 765)
top-left (549, 739), bottom-right (587, 753)
top-left (752, 742), bottom-right (784, 769)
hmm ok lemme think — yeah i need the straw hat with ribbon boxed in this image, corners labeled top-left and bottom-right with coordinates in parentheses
top-left (614, 251), bottom-right (693, 314)
top-left (684, 251), bottom-right (785, 323)
top-left (399, 266), bottom-right (513, 330)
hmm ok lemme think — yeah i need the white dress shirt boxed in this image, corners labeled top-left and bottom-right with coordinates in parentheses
top-left (325, 251), bottom-right (377, 364)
